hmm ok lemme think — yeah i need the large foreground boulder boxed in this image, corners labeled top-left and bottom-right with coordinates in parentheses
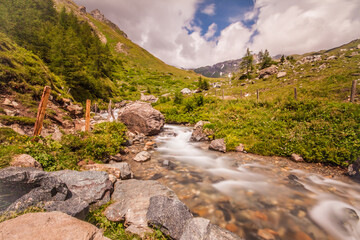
top-left (147, 195), bottom-right (193, 239)
top-left (118, 101), bottom-right (165, 136)
top-left (51, 170), bottom-right (113, 206)
top-left (0, 212), bottom-right (110, 240)
top-left (104, 179), bottom-right (177, 236)
top-left (190, 121), bottom-right (213, 142)
top-left (0, 167), bottom-right (88, 219)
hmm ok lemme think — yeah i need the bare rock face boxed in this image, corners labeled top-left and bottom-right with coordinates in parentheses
top-left (277, 72), bottom-right (287, 78)
top-left (10, 154), bottom-right (42, 170)
top-left (0, 212), bottom-right (110, 240)
top-left (259, 65), bottom-right (278, 79)
top-left (118, 101), bottom-right (165, 136)
top-left (104, 179), bottom-right (177, 236)
top-left (209, 139), bottom-right (226, 153)
top-left (180, 217), bottom-right (243, 240)
top-left (190, 121), bottom-right (213, 142)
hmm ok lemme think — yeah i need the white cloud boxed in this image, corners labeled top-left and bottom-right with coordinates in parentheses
top-left (73, 0), bottom-right (360, 68)
top-left (201, 3), bottom-right (216, 16)
top-left (204, 23), bottom-right (217, 39)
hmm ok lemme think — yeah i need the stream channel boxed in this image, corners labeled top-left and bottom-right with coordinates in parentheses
top-left (130, 124), bottom-right (360, 240)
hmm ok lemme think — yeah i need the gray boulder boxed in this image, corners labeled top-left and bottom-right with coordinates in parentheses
top-left (180, 217), bottom-right (243, 240)
top-left (209, 139), bottom-right (226, 153)
top-left (291, 153), bottom-right (304, 162)
top-left (0, 167), bottom-right (88, 219)
top-left (66, 104), bottom-right (83, 118)
top-left (51, 170), bottom-right (113, 205)
top-left (118, 101), bottom-right (165, 136)
top-left (259, 65), bottom-right (278, 79)
top-left (104, 179), bottom-right (177, 236)
top-left (140, 93), bottom-right (158, 103)
top-left (190, 121), bottom-right (213, 142)
top-left (147, 195), bottom-right (193, 240)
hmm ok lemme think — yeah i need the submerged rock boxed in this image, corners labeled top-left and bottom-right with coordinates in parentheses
top-left (0, 212), bottom-right (110, 240)
top-left (134, 151), bottom-right (151, 162)
top-left (118, 101), bottom-right (165, 136)
top-left (180, 217), bottom-right (243, 240)
top-left (209, 139), bottom-right (226, 153)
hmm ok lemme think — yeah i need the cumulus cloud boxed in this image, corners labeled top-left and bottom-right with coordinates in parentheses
top-left (201, 3), bottom-right (216, 16)
top-left (74, 0), bottom-right (360, 68)
top-left (204, 23), bottom-right (217, 39)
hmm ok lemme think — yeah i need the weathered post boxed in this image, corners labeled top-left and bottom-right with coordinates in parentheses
top-left (107, 100), bottom-right (112, 121)
top-left (33, 86), bottom-right (51, 137)
top-left (94, 103), bottom-right (97, 113)
top-left (85, 99), bottom-right (91, 132)
top-left (257, 89), bottom-right (259, 102)
top-left (350, 80), bottom-right (357, 103)
top-left (241, 90), bottom-right (243, 98)
top-left (222, 89), bottom-right (224, 99)
top-left (294, 87), bottom-right (298, 101)
top-left (215, 89), bottom-right (217, 96)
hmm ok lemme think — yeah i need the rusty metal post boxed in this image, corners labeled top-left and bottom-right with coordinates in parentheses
top-left (85, 99), bottom-right (91, 132)
top-left (33, 86), bottom-right (51, 137)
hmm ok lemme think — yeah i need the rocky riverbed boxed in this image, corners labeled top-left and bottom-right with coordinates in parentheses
top-left (127, 124), bottom-right (360, 240)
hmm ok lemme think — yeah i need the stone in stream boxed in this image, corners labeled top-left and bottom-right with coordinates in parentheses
top-left (348, 157), bottom-right (360, 180)
top-left (10, 154), bottom-right (43, 170)
top-left (147, 195), bottom-right (193, 240)
top-left (104, 179), bottom-right (178, 236)
top-left (134, 151), bottom-right (151, 162)
top-left (180, 217), bottom-right (243, 240)
top-left (117, 101), bottom-right (165, 136)
top-left (291, 153), bottom-right (304, 162)
top-left (190, 121), bottom-right (213, 142)
top-left (209, 139), bottom-right (226, 153)
top-left (0, 167), bottom-right (89, 219)
top-left (0, 212), bottom-right (110, 240)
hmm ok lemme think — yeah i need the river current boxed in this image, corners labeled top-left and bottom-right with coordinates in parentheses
top-left (146, 125), bottom-right (360, 240)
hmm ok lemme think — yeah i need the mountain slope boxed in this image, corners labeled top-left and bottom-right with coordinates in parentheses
top-left (194, 59), bottom-right (242, 78)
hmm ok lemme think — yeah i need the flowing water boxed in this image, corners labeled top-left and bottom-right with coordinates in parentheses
top-left (137, 125), bottom-right (360, 240)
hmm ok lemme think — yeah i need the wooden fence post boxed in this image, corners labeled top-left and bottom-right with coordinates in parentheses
top-left (215, 89), bottom-right (217, 96)
top-left (33, 86), bottom-right (51, 137)
top-left (350, 80), bottom-right (357, 103)
top-left (222, 89), bottom-right (224, 99)
top-left (85, 99), bottom-right (91, 132)
top-left (94, 103), bottom-right (97, 113)
top-left (107, 100), bottom-right (112, 121)
top-left (257, 89), bottom-right (259, 102)
top-left (294, 87), bottom-right (297, 101)
top-left (241, 90), bottom-right (243, 98)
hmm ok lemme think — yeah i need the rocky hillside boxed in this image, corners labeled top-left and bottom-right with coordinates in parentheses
top-left (194, 59), bottom-right (242, 78)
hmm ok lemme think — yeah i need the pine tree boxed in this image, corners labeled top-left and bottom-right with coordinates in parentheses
top-left (240, 48), bottom-right (253, 79)
top-left (260, 49), bottom-right (272, 69)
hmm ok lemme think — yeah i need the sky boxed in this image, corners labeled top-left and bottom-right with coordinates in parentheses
top-left (73, 0), bottom-right (360, 69)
